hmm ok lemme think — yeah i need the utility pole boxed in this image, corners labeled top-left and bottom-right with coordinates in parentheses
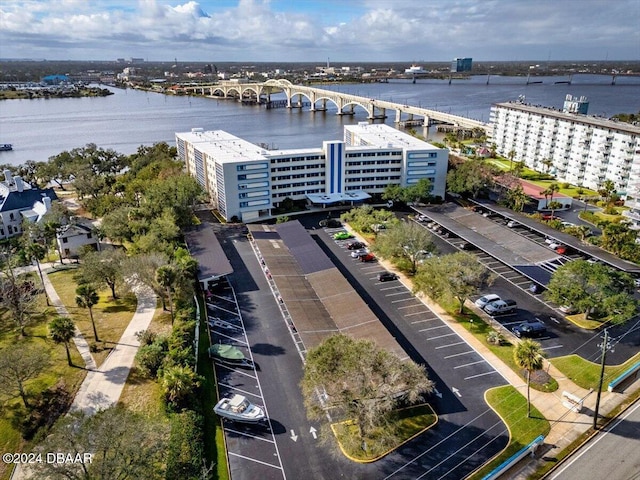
top-left (593, 329), bottom-right (612, 430)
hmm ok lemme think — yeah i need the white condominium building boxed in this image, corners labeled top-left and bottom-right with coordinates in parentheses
top-left (176, 123), bottom-right (447, 222)
top-left (490, 101), bottom-right (640, 194)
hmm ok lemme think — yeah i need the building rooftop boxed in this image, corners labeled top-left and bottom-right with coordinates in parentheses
top-left (345, 122), bottom-right (439, 149)
top-left (493, 101), bottom-right (640, 135)
top-left (176, 128), bottom-right (269, 164)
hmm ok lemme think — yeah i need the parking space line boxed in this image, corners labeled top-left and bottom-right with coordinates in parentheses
top-left (385, 291), bottom-right (412, 297)
top-left (225, 428), bottom-right (276, 443)
top-left (454, 360), bottom-right (486, 369)
top-left (418, 325), bottom-right (448, 332)
top-left (207, 303), bottom-right (240, 316)
top-left (444, 351), bottom-right (475, 359)
top-left (435, 341), bottom-right (465, 349)
top-left (398, 304), bottom-right (422, 310)
top-left (410, 318), bottom-right (438, 324)
top-left (211, 331), bottom-right (248, 344)
top-left (542, 344), bottom-right (563, 350)
top-left (380, 286), bottom-right (404, 291)
top-left (217, 382), bottom-right (262, 398)
top-left (404, 311), bottom-right (430, 317)
top-left (228, 452), bottom-right (283, 470)
top-left (427, 333), bottom-right (457, 340)
top-left (464, 371), bottom-right (500, 380)
top-left (392, 298), bottom-right (417, 303)
top-left (213, 366), bottom-right (258, 380)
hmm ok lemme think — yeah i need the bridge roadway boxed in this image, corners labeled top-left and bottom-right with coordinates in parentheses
top-left (183, 79), bottom-right (489, 132)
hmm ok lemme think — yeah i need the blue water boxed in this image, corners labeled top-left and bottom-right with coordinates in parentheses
top-left (0, 73), bottom-right (638, 166)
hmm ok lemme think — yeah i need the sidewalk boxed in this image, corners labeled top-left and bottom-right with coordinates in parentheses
top-left (376, 257), bottom-right (632, 478)
top-left (41, 266), bottom-right (97, 370)
top-left (10, 278), bottom-right (157, 480)
top-left (70, 283), bottom-right (156, 414)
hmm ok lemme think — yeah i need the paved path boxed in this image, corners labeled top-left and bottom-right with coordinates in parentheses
top-left (70, 283), bottom-right (156, 414)
top-left (10, 273), bottom-right (157, 480)
top-left (41, 267), bottom-right (98, 370)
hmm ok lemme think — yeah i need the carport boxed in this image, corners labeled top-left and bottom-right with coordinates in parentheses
top-left (249, 221), bottom-right (407, 359)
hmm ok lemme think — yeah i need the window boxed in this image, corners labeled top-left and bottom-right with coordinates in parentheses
top-left (62, 237), bottom-right (68, 243)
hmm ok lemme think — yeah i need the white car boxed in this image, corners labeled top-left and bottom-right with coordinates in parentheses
top-left (475, 294), bottom-right (501, 309)
top-left (506, 220), bottom-right (517, 228)
top-left (350, 249), bottom-right (368, 258)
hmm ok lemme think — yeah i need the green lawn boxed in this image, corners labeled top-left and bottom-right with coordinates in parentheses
top-left (551, 352), bottom-right (640, 391)
top-left (331, 404), bottom-right (437, 462)
top-left (0, 284), bottom-right (87, 480)
top-left (47, 268), bottom-right (139, 366)
top-left (469, 385), bottom-right (550, 479)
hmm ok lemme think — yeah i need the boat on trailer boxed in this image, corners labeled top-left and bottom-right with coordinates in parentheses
top-left (213, 394), bottom-right (266, 424)
top-left (208, 343), bottom-right (254, 368)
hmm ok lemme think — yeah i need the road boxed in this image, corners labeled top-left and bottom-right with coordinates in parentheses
top-left (548, 399), bottom-right (640, 480)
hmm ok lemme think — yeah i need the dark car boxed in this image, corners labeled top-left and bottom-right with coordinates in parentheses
top-left (512, 320), bottom-right (547, 338)
top-left (377, 272), bottom-right (398, 282)
top-left (319, 218), bottom-right (341, 228)
top-left (460, 242), bottom-right (476, 250)
top-left (347, 241), bottom-right (365, 250)
top-left (529, 283), bottom-right (546, 294)
top-left (360, 253), bottom-right (376, 262)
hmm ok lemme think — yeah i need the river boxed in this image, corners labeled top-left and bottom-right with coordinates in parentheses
top-left (0, 73), bottom-right (638, 166)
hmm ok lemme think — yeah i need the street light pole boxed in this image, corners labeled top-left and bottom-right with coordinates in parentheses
top-left (593, 329), bottom-right (611, 430)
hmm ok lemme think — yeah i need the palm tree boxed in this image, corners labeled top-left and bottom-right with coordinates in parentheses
top-left (598, 180), bottom-right (616, 204)
top-left (513, 339), bottom-right (546, 417)
top-left (540, 183), bottom-right (560, 209)
top-left (161, 365), bottom-right (201, 407)
top-left (541, 157), bottom-right (553, 173)
top-left (507, 149), bottom-right (516, 170)
top-left (75, 284), bottom-right (100, 341)
top-left (49, 316), bottom-right (76, 366)
top-left (156, 265), bottom-right (177, 324)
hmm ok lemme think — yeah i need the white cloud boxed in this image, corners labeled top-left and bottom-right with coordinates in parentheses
top-left (0, 0), bottom-right (638, 61)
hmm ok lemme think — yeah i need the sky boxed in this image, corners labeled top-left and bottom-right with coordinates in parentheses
top-left (0, 0), bottom-right (639, 63)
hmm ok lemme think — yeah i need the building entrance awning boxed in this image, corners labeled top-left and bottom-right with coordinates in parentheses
top-left (306, 191), bottom-right (371, 205)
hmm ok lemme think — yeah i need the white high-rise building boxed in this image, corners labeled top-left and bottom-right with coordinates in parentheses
top-left (176, 123), bottom-right (447, 222)
top-left (490, 101), bottom-right (640, 195)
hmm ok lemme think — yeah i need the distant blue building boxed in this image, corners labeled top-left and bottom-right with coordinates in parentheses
top-left (451, 58), bottom-right (472, 73)
top-left (41, 74), bottom-right (70, 85)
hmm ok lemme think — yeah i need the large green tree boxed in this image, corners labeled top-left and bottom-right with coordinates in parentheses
top-left (301, 334), bottom-right (433, 444)
top-left (31, 406), bottom-right (168, 480)
top-left (79, 249), bottom-right (126, 299)
top-left (513, 340), bottom-right (545, 418)
top-left (372, 221), bottom-right (436, 274)
top-left (340, 205), bottom-right (398, 234)
top-left (413, 252), bottom-right (496, 313)
top-left (545, 260), bottom-right (637, 323)
top-left (446, 160), bottom-right (494, 198)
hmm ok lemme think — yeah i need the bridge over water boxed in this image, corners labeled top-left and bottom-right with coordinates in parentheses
top-left (183, 79), bottom-right (489, 132)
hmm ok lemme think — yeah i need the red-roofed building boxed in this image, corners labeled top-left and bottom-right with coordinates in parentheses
top-left (518, 179), bottom-right (572, 211)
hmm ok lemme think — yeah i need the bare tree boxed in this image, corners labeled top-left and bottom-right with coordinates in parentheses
top-left (0, 343), bottom-right (50, 408)
top-left (0, 254), bottom-right (40, 336)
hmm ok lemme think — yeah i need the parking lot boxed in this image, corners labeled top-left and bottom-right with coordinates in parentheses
top-left (411, 204), bottom-right (640, 365)
top-left (312, 222), bottom-right (510, 479)
top-left (205, 278), bottom-right (286, 480)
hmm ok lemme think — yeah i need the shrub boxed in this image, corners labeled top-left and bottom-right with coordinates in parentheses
top-left (165, 411), bottom-right (205, 480)
top-left (136, 337), bottom-right (168, 378)
top-left (135, 329), bottom-right (157, 346)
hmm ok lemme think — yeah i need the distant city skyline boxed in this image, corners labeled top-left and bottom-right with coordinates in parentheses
top-left (0, 0), bottom-right (639, 63)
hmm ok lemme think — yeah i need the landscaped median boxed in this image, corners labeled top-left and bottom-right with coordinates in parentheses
top-left (331, 403), bottom-right (438, 463)
top-left (468, 385), bottom-right (550, 480)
